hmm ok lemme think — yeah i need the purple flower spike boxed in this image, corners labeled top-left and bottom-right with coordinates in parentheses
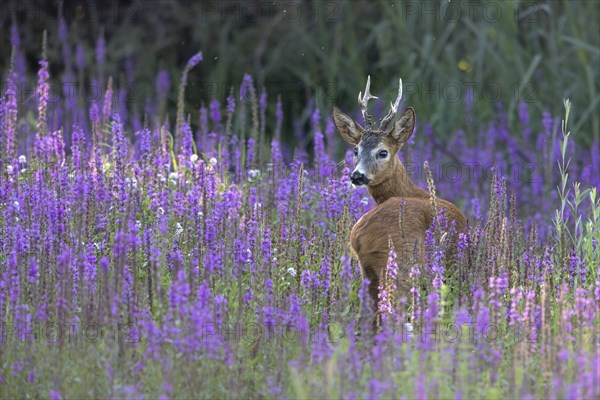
top-left (187, 52), bottom-right (203, 68)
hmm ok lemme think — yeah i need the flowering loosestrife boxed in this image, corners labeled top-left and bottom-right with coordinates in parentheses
top-left (0, 35), bottom-right (597, 400)
top-left (378, 239), bottom-right (399, 322)
top-left (36, 43), bottom-right (50, 146)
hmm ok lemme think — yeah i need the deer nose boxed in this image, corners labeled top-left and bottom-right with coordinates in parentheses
top-left (351, 171), bottom-right (370, 186)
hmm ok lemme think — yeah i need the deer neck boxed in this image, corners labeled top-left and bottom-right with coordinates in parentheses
top-left (368, 159), bottom-right (429, 204)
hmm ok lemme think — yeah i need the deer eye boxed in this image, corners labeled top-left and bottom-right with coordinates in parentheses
top-left (353, 147), bottom-right (358, 156)
top-left (377, 150), bottom-right (388, 159)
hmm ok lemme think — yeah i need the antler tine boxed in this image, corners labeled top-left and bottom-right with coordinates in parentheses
top-left (379, 78), bottom-right (403, 131)
top-left (358, 75), bottom-right (378, 127)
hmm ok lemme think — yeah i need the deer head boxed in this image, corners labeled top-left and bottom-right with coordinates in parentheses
top-left (333, 76), bottom-right (416, 187)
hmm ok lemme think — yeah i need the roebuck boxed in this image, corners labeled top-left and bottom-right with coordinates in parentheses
top-left (333, 76), bottom-right (467, 323)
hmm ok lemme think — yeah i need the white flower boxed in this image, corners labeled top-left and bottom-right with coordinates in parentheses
top-left (175, 223), bottom-right (184, 236)
top-left (247, 169), bottom-right (261, 181)
top-left (6, 165), bottom-right (13, 174)
top-left (18, 155), bottom-right (26, 164)
top-left (157, 207), bottom-right (165, 215)
top-left (360, 197), bottom-right (369, 205)
top-left (13, 201), bottom-right (20, 209)
top-left (287, 267), bottom-right (296, 277)
top-left (158, 174), bottom-right (166, 183)
top-left (168, 172), bottom-right (178, 181)
top-left (190, 154), bottom-right (199, 163)
top-left (209, 157), bottom-right (217, 166)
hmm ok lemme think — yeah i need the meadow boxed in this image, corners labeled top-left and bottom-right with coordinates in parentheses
top-left (1, 7), bottom-right (600, 400)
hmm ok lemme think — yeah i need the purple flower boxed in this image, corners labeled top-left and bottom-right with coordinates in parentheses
top-left (240, 74), bottom-right (254, 102)
top-left (471, 197), bottom-right (481, 220)
top-left (275, 96), bottom-right (283, 138)
top-left (139, 128), bottom-right (152, 159)
top-left (271, 139), bottom-right (283, 167)
top-left (209, 99), bottom-right (221, 128)
top-left (187, 52), bottom-right (203, 68)
top-left (340, 254), bottom-right (354, 295)
top-left (409, 262), bottom-right (421, 322)
top-left (259, 88), bottom-right (267, 114)
top-left (76, 44), bottom-right (85, 71)
top-left (102, 80), bottom-right (113, 121)
top-left (10, 23), bottom-right (20, 47)
top-left (262, 302), bottom-right (275, 334)
top-left (100, 257), bottom-right (110, 273)
top-left (36, 58), bottom-right (50, 138)
top-left (368, 378), bottom-right (391, 399)
top-left (378, 242), bottom-right (398, 318)
top-left (568, 249), bottom-right (586, 283)
top-left (523, 289), bottom-right (538, 347)
top-left (542, 111), bottom-right (553, 138)
top-left (489, 274), bottom-right (508, 318)
top-left (3, 69), bottom-right (18, 158)
top-left (518, 102), bottom-right (530, 142)
top-left (112, 113), bottom-right (128, 161)
top-left (246, 137), bottom-right (256, 167)
top-left (311, 107), bottom-right (320, 131)
top-left (420, 291), bottom-right (439, 349)
top-left (595, 270), bottom-right (600, 306)
top-left (169, 269), bottom-right (191, 311)
top-left (455, 307), bottom-right (471, 328)
top-left (95, 35), bottom-right (105, 66)
top-left (415, 374), bottom-right (427, 399)
top-left (507, 286), bottom-right (522, 327)
top-left (56, 17), bottom-right (67, 41)
top-left (181, 120), bottom-right (194, 158)
top-left (319, 255), bottom-right (332, 292)
top-left (156, 70), bottom-right (171, 97)
top-left (89, 103), bottom-right (99, 124)
top-left (310, 321), bottom-right (333, 364)
top-left (226, 96), bottom-right (236, 114)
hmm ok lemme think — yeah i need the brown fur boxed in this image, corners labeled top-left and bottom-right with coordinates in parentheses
top-left (333, 105), bottom-right (467, 319)
top-left (351, 197), bottom-right (467, 313)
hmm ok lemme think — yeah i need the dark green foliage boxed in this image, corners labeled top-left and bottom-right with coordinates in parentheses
top-left (2, 0), bottom-right (598, 149)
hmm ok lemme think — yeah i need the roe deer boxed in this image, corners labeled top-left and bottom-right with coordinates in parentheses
top-left (333, 76), bottom-right (467, 324)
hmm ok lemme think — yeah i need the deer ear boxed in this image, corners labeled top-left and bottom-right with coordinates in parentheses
top-left (389, 107), bottom-right (415, 144)
top-left (333, 107), bottom-right (364, 146)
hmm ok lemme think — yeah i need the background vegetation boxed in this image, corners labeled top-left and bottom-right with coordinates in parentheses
top-left (1, 0), bottom-right (598, 152)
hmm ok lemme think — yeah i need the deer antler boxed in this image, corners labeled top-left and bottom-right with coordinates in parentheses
top-left (358, 75), bottom-right (378, 128)
top-left (379, 78), bottom-right (403, 131)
